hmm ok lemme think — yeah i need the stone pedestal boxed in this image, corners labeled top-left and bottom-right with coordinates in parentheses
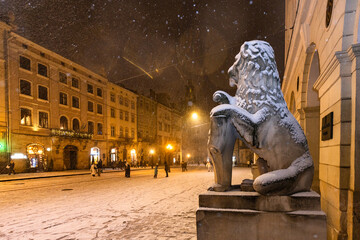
top-left (196, 190), bottom-right (327, 240)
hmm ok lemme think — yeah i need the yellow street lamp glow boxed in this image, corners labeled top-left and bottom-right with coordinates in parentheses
top-left (149, 149), bottom-right (155, 155)
top-left (191, 112), bottom-right (199, 120)
top-left (130, 149), bottom-right (136, 154)
top-left (186, 154), bottom-right (191, 158)
top-left (166, 144), bottom-right (173, 150)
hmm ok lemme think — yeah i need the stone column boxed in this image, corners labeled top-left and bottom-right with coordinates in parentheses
top-left (347, 43), bottom-right (360, 240)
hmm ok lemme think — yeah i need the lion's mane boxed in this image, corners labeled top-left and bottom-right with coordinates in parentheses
top-left (228, 40), bottom-right (287, 116)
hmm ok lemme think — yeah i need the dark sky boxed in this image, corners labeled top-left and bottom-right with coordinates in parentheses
top-left (0, 0), bottom-right (284, 112)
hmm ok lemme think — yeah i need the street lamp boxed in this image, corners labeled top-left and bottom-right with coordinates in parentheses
top-left (191, 112), bottom-right (199, 120)
top-left (165, 144), bottom-right (173, 165)
top-left (149, 149), bottom-right (155, 168)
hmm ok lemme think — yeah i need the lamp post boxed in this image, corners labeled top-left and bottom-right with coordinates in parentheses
top-left (149, 148), bottom-right (155, 168)
top-left (166, 143), bottom-right (173, 166)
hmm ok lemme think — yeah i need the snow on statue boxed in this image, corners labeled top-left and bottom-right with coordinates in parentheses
top-left (208, 40), bottom-right (314, 195)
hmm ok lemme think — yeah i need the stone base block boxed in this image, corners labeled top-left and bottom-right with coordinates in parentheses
top-left (196, 190), bottom-right (327, 240)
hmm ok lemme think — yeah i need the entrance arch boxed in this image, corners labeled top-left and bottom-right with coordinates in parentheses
top-left (301, 44), bottom-right (320, 193)
top-left (64, 145), bottom-right (78, 170)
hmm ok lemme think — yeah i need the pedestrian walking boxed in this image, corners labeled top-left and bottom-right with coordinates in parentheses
top-left (90, 161), bottom-right (97, 177)
top-left (125, 162), bottom-right (130, 178)
top-left (154, 163), bottom-right (158, 178)
top-left (7, 160), bottom-right (15, 175)
top-left (97, 159), bottom-right (102, 176)
top-left (164, 161), bottom-right (169, 177)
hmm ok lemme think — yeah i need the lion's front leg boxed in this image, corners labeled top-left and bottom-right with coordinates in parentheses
top-left (208, 115), bottom-right (237, 192)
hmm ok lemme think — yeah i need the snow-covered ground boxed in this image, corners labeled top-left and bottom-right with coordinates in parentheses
top-left (0, 167), bottom-right (252, 240)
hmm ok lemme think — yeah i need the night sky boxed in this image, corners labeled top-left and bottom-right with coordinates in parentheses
top-left (0, 0), bottom-right (284, 112)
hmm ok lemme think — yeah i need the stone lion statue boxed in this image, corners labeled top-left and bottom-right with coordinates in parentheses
top-left (208, 40), bottom-right (314, 195)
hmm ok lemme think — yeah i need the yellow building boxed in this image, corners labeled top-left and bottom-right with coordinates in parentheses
top-left (0, 21), bottom-right (107, 172)
top-left (283, 1), bottom-right (360, 239)
top-left (106, 82), bottom-right (137, 166)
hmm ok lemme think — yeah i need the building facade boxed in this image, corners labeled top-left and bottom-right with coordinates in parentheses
top-left (106, 82), bottom-right (137, 166)
top-left (137, 94), bottom-right (157, 166)
top-left (283, 1), bottom-right (360, 239)
top-left (0, 23), bottom-right (107, 172)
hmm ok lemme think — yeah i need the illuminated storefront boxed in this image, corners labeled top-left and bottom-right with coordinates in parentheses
top-left (26, 143), bottom-right (46, 170)
top-left (110, 148), bottom-right (117, 162)
top-left (90, 147), bottom-right (100, 164)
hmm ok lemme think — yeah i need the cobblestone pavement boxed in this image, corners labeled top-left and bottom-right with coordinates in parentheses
top-left (0, 167), bottom-right (252, 240)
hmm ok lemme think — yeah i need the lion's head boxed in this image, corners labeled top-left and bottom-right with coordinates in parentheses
top-left (228, 40), bottom-right (286, 115)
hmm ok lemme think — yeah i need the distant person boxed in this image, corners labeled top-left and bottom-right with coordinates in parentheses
top-left (90, 161), bottom-right (97, 177)
top-left (97, 159), bottom-right (102, 176)
top-left (206, 161), bottom-right (212, 172)
top-left (154, 163), bottom-right (158, 178)
top-left (125, 162), bottom-right (130, 178)
top-left (164, 161), bottom-right (169, 177)
top-left (7, 160), bottom-right (15, 175)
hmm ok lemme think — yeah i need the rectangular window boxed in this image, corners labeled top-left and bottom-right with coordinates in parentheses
top-left (124, 98), bottom-right (129, 107)
top-left (111, 108), bottom-right (115, 118)
top-left (131, 113), bottom-right (135, 123)
top-left (72, 77), bottom-right (79, 88)
top-left (87, 84), bottom-right (93, 94)
top-left (39, 111), bottom-right (48, 128)
top-left (125, 111), bottom-right (129, 121)
top-left (131, 100), bottom-right (135, 109)
top-left (60, 92), bottom-right (67, 105)
top-left (131, 128), bottom-right (135, 138)
top-left (125, 127), bottom-right (129, 138)
top-left (111, 126), bottom-right (115, 137)
top-left (88, 101), bottom-right (93, 112)
top-left (119, 110), bottom-right (123, 120)
top-left (119, 96), bottom-right (123, 105)
top-left (38, 85), bottom-right (48, 100)
top-left (20, 108), bottom-right (32, 126)
top-left (88, 121), bottom-right (94, 134)
top-left (38, 63), bottom-right (48, 77)
top-left (59, 72), bottom-right (67, 84)
top-left (97, 123), bottom-right (103, 135)
top-left (72, 96), bottom-right (80, 108)
top-left (110, 93), bottom-right (115, 102)
top-left (120, 127), bottom-right (124, 137)
top-left (20, 79), bottom-right (31, 96)
top-left (20, 56), bottom-right (31, 70)
top-left (97, 88), bottom-right (102, 97)
top-left (97, 104), bottom-right (103, 114)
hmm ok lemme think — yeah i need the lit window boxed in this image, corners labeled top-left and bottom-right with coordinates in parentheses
top-left (59, 92), bottom-right (67, 105)
top-left (60, 116), bottom-right (68, 130)
top-left (72, 96), bottom-right (80, 109)
top-left (20, 80), bottom-right (31, 96)
top-left (72, 77), bottom-right (79, 88)
top-left (20, 108), bottom-right (32, 126)
top-left (20, 56), bottom-right (31, 70)
top-left (38, 85), bottom-right (48, 100)
top-left (38, 63), bottom-right (48, 77)
top-left (39, 111), bottom-right (48, 128)
top-left (59, 72), bottom-right (67, 84)
top-left (88, 121), bottom-right (94, 134)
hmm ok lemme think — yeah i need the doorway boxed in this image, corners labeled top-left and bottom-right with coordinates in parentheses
top-left (64, 145), bottom-right (78, 170)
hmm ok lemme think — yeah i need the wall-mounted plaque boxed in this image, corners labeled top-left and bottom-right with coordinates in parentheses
top-left (321, 112), bottom-right (333, 141)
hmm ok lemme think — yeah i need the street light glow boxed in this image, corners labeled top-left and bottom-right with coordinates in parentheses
top-left (186, 153), bottom-right (191, 158)
top-left (191, 112), bottom-right (199, 120)
top-left (149, 149), bottom-right (155, 154)
top-left (166, 144), bottom-right (173, 150)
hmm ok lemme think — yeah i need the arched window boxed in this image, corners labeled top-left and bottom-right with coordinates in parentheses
top-left (60, 116), bottom-right (68, 130)
top-left (73, 118), bottom-right (80, 131)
